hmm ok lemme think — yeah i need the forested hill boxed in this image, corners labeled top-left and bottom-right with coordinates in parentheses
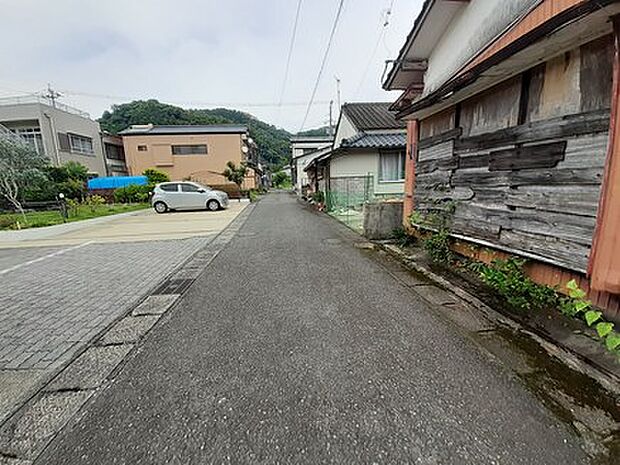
top-left (98, 100), bottom-right (292, 167)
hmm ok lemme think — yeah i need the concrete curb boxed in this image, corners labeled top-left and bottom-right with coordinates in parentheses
top-left (0, 208), bottom-right (151, 243)
top-left (375, 241), bottom-right (620, 395)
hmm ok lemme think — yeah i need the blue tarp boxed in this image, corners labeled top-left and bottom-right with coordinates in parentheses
top-left (87, 176), bottom-right (148, 190)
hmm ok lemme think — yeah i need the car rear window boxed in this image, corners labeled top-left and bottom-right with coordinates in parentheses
top-left (160, 183), bottom-right (179, 192)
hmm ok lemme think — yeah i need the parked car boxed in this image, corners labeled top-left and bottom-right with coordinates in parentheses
top-left (151, 182), bottom-right (229, 213)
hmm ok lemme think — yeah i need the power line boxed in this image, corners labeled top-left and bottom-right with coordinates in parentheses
top-left (58, 89), bottom-right (330, 109)
top-left (278, 0), bottom-right (303, 109)
top-left (299, 0), bottom-right (346, 131)
top-left (355, 0), bottom-right (395, 97)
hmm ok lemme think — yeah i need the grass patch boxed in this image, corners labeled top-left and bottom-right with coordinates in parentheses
top-left (0, 203), bottom-right (149, 230)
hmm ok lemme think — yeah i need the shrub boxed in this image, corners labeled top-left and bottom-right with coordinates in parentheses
top-left (113, 185), bottom-right (150, 203)
top-left (393, 228), bottom-right (415, 247)
top-left (85, 195), bottom-right (106, 212)
top-left (472, 258), bottom-right (557, 311)
top-left (0, 215), bottom-right (18, 230)
top-left (272, 171), bottom-right (292, 189)
top-left (143, 168), bottom-right (170, 185)
top-left (311, 191), bottom-right (325, 204)
top-left (423, 229), bottom-right (453, 264)
top-left (248, 189), bottom-right (260, 202)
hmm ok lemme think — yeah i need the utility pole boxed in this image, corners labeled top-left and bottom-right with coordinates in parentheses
top-left (45, 83), bottom-right (62, 108)
top-left (334, 76), bottom-right (341, 110)
top-left (329, 100), bottom-right (334, 136)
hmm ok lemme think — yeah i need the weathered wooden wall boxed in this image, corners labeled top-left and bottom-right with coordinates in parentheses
top-left (414, 37), bottom-right (613, 276)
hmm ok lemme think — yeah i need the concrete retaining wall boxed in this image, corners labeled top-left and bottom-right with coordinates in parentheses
top-left (363, 200), bottom-right (404, 240)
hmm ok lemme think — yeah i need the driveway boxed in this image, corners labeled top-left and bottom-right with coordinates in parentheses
top-left (0, 201), bottom-right (248, 248)
top-left (0, 202), bottom-right (248, 425)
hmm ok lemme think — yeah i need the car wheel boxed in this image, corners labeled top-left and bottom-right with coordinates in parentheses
top-left (207, 199), bottom-right (220, 211)
top-left (153, 201), bottom-right (168, 214)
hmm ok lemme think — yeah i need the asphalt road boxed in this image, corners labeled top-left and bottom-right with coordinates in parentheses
top-left (37, 192), bottom-right (587, 464)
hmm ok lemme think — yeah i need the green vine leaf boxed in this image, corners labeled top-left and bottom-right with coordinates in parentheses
top-left (574, 300), bottom-right (591, 313)
top-left (568, 288), bottom-right (587, 300)
top-left (605, 333), bottom-right (620, 351)
top-left (596, 322), bottom-right (614, 338)
top-left (585, 311), bottom-right (602, 327)
top-left (566, 279), bottom-right (579, 291)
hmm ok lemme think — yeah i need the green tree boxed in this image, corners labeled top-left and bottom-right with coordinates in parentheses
top-left (222, 161), bottom-right (248, 198)
top-left (0, 133), bottom-right (49, 216)
top-left (143, 168), bottom-right (170, 185)
top-left (272, 170), bottom-right (292, 189)
top-left (41, 161), bottom-right (89, 200)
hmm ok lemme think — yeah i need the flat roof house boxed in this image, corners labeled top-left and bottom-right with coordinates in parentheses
top-left (0, 95), bottom-right (107, 176)
top-left (384, 0), bottom-right (620, 321)
top-left (120, 124), bottom-right (258, 190)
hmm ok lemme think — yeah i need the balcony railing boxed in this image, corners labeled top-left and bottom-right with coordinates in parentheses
top-left (0, 95), bottom-right (91, 119)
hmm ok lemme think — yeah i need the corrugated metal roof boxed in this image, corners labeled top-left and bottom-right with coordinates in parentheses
top-left (342, 102), bottom-right (406, 130)
top-left (119, 124), bottom-right (248, 135)
top-left (341, 132), bottom-right (406, 149)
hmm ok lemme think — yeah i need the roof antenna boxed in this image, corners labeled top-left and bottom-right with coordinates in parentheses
top-left (44, 83), bottom-right (62, 108)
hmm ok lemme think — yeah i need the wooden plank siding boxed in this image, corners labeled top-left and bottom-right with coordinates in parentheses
top-left (408, 34), bottom-right (620, 322)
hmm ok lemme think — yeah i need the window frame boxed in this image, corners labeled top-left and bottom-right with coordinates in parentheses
top-left (11, 127), bottom-right (45, 155)
top-left (171, 144), bottom-right (208, 155)
top-left (68, 133), bottom-right (95, 156)
top-left (180, 183), bottom-right (202, 193)
top-left (378, 150), bottom-right (406, 183)
top-left (159, 183), bottom-right (180, 192)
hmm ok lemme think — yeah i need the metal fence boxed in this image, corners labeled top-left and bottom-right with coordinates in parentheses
top-left (325, 175), bottom-right (374, 232)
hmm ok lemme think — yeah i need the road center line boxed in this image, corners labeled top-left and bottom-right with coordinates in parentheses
top-left (0, 241), bottom-right (94, 275)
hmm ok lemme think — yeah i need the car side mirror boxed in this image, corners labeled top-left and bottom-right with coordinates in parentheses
top-left (197, 188), bottom-right (206, 193)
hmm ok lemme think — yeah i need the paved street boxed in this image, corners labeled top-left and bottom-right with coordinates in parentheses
top-left (0, 204), bottom-right (247, 425)
top-left (36, 192), bottom-right (586, 464)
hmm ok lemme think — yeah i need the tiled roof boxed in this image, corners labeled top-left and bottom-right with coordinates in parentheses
top-left (342, 102), bottom-right (406, 131)
top-left (341, 132), bottom-right (407, 149)
top-left (119, 124), bottom-right (248, 135)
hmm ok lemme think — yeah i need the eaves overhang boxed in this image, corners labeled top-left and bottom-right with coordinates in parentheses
top-left (383, 0), bottom-right (469, 91)
top-left (395, 0), bottom-right (620, 121)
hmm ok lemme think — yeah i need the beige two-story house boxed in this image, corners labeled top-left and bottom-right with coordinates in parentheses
top-left (120, 124), bottom-right (258, 190)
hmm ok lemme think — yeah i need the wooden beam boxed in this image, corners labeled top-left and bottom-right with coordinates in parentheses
top-left (590, 15), bottom-right (620, 294)
top-left (403, 120), bottom-right (419, 227)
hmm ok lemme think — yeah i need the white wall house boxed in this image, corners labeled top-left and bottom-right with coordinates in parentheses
top-left (290, 135), bottom-right (333, 193)
top-left (309, 102), bottom-right (407, 200)
top-left (0, 95), bottom-right (107, 176)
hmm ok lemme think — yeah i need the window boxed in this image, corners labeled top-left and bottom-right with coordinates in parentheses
top-left (105, 143), bottom-right (125, 161)
top-left (379, 151), bottom-right (406, 182)
top-left (160, 183), bottom-right (179, 192)
top-left (137, 145), bottom-right (147, 152)
top-left (12, 127), bottom-right (45, 155)
top-left (68, 133), bottom-right (94, 155)
top-left (180, 183), bottom-right (201, 192)
top-left (171, 144), bottom-right (207, 155)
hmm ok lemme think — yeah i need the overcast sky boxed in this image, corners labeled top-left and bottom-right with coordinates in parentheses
top-left (0, 0), bottom-right (422, 133)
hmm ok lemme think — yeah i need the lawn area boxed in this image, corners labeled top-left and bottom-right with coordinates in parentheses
top-left (0, 203), bottom-right (150, 230)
